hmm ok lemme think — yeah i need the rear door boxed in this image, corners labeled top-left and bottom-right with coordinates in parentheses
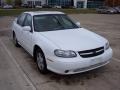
top-left (22, 14), bottom-right (33, 54)
top-left (14, 13), bottom-right (27, 45)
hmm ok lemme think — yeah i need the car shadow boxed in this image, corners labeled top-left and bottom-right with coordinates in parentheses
top-left (40, 66), bottom-right (107, 85)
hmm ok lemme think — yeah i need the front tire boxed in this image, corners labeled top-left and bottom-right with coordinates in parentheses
top-left (35, 49), bottom-right (47, 74)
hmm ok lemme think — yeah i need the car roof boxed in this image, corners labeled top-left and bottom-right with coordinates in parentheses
top-left (24, 11), bottom-right (65, 16)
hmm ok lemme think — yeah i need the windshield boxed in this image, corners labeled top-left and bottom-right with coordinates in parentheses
top-left (33, 14), bottom-right (79, 32)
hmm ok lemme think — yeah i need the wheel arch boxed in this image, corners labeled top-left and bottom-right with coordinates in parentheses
top-left (33, 45), bottom-right (45, 61)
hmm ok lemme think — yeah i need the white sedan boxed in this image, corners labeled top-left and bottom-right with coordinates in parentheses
top-left (12, 11), bottom-right (113, 75)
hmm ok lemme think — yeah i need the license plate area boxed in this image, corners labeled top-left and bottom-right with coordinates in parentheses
top-left (90, 57), bottom-right (103, 65)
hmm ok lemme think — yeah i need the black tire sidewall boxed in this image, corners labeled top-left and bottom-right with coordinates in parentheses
top-left (36, 49), bottom-right (47, 74)
top-left (13, 33), bottom-right (19, 47)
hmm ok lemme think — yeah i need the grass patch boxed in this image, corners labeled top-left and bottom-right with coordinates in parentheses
top-left (0, 8), bottom-right (96, 16)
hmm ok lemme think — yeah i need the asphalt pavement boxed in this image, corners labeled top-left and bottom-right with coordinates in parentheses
top-left (0, 14), bottom-right (120, 90)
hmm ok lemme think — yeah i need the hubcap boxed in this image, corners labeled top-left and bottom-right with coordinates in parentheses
top-left (37, 52), bottom-right (44, 70)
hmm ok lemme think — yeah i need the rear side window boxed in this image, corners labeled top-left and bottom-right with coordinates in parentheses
top-left (23, 14), bottom-right (32, 27)
top-left (17, 13), bottom-right (26, 26)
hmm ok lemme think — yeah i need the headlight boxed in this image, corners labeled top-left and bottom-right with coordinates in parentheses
top-left (105, 42), bottom-right (110, 50)
top-left (54, 49), bottom-right (77, 58)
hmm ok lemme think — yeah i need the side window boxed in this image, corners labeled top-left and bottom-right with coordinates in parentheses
top-left (17, 13), bottom-right (26, 26)
top-left (23, 14), bottom-right (32, 27)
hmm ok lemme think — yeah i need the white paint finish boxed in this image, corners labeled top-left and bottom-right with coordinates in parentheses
top-left (40, 28), bottom-right (107, 51)
top-left (24, 11), bottom-right (65, 16)
top-left (12, 11), bottom-right (113, 75)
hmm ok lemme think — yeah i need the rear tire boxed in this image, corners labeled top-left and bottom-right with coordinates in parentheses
top-left (35, 48), bottom-right (47, 74)
top-left (13, 32), bottom-right (20, 47)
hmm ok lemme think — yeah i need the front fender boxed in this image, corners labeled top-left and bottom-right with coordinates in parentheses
top-left (32, 32), bottom-right (60, 59)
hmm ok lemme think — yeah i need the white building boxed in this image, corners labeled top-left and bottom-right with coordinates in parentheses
top-left (22, 0), bottom-right (88, 8)
top-left (74, 0), bottom-right (87, 8)
top-left (22, 0), bottom-right (46, 6)
top-left (23, 0), bottom-right (104, 8)
top-left (0, 0), bottom-right (105, 8)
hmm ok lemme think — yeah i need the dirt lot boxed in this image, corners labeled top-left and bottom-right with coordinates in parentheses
top-left (0, 14), bottom-right (120, 90)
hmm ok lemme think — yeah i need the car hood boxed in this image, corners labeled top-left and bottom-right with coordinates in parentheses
top-left (40, 28), bottom-right (107, 51)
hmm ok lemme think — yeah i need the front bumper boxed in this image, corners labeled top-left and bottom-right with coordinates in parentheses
top-left (46, 48), bottom-right (113, 75)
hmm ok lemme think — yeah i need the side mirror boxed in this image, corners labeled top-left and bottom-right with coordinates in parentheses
top-left (23, 26), bottom-right (31, 31)
top-left (76, 22), bottom-right (81, 27)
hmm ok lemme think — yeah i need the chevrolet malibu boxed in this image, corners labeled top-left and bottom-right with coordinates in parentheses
top-left (12, 11), bottom-right (113, 75)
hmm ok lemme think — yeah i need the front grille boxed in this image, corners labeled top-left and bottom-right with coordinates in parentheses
top-left (78, 47), bottom-right (104, 58)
